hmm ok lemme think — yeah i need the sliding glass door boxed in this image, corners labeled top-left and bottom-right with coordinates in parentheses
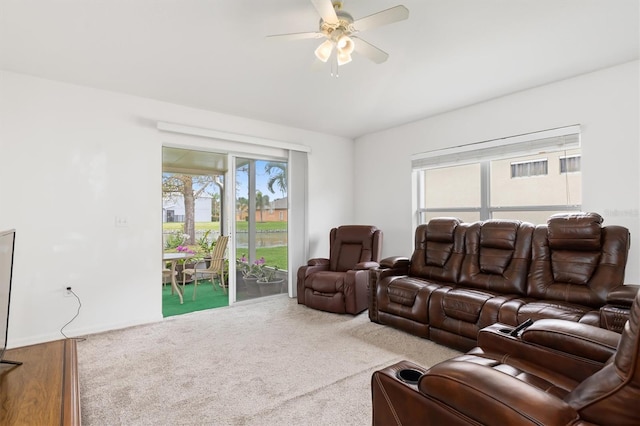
top-left (161, 142), bottom-right (304, 311)
top-left (234, 157), bottom-right (288, 301)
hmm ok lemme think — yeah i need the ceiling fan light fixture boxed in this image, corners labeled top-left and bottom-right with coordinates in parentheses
top-left (268, 1), bottom-right (409, 69)
top-left (314, 39), bottom-right (334, 62)
top-left (337, 50), bottom-right (352, 66)
top-left (336, 34), bottom-right (354, 54)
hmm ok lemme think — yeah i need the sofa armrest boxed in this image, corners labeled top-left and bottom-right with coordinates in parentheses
top-left (478, 321), bottom-right (617, 381)
top-left (607, 284), bottom-right (640, 306)
top-left (297, 260), bottom-right (330, 290)
top-left (379, 256), bottom-right (410, 271)
top-left (520, 319), bottom-right (619, 363)
top-left (354, 261), bottom-right (380, 270)
top-left (417, 361), bottom-right (580, 426)
top-left (307, 257), bottom-right (330, 266)
top-left (375, 256), bottom-right (410, 282)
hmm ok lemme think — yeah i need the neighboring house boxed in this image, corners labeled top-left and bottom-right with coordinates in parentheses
top-left (236, 197), bottom-right (288, 222)
top-left (163, 194), bottom-right (212, 223)
top-left (255, 197), bottom-right (288, 222)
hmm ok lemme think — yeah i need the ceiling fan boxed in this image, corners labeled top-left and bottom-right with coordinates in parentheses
top-left (267, 0), bottom-right (409, 67)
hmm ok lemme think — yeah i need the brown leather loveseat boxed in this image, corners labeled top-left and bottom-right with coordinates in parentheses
top-left (369, 213), bottom-right (637, 351)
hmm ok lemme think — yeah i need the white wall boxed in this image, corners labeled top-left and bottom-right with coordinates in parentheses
top-left (0, 71), bottom-right (354, 346)
top-left (354, 61), bottom-right (640, 283)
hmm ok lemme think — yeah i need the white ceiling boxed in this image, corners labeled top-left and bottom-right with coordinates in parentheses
top-left (1, 0), bottom-right (638, 139)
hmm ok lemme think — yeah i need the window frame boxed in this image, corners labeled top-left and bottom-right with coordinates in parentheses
top-left (412, 126), bottom-right (582, 224)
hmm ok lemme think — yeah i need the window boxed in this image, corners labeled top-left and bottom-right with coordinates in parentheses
top-left (510, 159), bottom-right (548, 178)
top-left (560, 155), bottom-right (581, 173)
top-left (413, 126), bottom-right (581, 225)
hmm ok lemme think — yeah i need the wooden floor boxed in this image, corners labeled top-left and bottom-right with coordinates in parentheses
top-left (0, 339), bottom-right (80, 425)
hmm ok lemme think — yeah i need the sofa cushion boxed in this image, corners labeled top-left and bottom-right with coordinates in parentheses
top-left (527, 217), bottom-right (629, 308)
top-left (446, 352), bottom-right (578, 398)
top-left (335, 243), bottom-right (364, 272)
top-left (388, 279), bottom-right (422, 306)
top-left (376, 276), bottom-right (440, 325)
top-left (550, 250), bottom-right (600, 285)
top-left (547, 212), bottom-right (603, 251)
top-left (460, 220), bottom-right (534, 295)
top-left (515, 301), bottom-right (599, 326)
top-left (423, 218), bottom-right (458, 267)
top-left (329, 225), bottom-right (380, 272)
top-left (480, 247), bottom-right (513, 275)
top-left (425, 241), bottom-right (453, 267)
top-left (426, 217), bottom-right (460, 243)
top-left (409, 219), bottom-right (466, 283)
top-left (479, 221), bottom-right (519, 274)
top-left (480, 221), bottom-right (518, 250)
top-left (442, 288), bottom-right (492, 323)
top-left (305, 271), bottom-right (344, 293)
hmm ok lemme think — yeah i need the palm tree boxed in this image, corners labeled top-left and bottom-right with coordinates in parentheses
top-left (256, 191), bottom-right (270, 222)
top-left (264, 161), bottom-right (287, 196)
top-left (209, 192), bottom-right (220, 221)
top-left (236, 197), bottom-right (248, 221)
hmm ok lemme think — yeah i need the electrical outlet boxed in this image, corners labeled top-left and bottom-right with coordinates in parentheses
top-left (64, 286), bottom-right (73, 297)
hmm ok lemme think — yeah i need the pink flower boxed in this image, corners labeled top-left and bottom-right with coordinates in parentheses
top-left (175, 245), bottom-right (195, 255)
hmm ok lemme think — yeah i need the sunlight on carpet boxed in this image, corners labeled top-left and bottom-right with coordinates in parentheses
top-left (162, 279), bottom-right (228, 317)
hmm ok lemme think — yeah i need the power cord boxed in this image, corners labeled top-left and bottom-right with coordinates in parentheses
top-left (60, 288), bottom-right (86, 341)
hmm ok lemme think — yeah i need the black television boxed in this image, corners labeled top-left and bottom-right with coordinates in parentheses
top-left (0, 229), bottom-right (20, 366)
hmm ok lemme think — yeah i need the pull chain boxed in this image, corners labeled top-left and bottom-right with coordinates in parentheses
top-left (330, 54), bottom-right (339, 78)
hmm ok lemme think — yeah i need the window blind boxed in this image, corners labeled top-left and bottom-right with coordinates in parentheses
top-left (411, 125), bottom-right (580, 170)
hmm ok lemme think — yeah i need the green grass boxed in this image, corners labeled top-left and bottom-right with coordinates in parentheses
top-left (236, 246), bottom-right (288, 270)
top-left (235, 221), bottom-right (287, 232)
top-left (162, 279), bottom-right (229, 317)
top-left (162, 222), bottom-right (221, 232)
top-left (162, 221), bottom-right (287, 232)
top-left (164, 221), bottom-right (289, 269)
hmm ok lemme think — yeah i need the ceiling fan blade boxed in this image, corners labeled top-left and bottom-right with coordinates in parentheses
top-left (266, 32), bottom-right (324, 41)
top-left (311, 0), bottom-right (338, 25)
top-left (352, 5), bottom-right (409, 33)
top-left (352, 37), bottom-right (389, 64)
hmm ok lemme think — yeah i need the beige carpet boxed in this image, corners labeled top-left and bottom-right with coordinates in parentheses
top-left (78, 295), bottom-right (460, 425)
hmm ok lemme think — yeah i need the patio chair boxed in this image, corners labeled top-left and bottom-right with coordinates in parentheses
top-left (162, 267), bottom-right (175, 290)
top-left (182, 235), bottom-right (229, 300)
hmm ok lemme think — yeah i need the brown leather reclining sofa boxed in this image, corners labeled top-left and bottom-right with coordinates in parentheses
top-left (369, 212), bottom-right (638, 351)
top-left (371, 288), bottom-right (640, 425)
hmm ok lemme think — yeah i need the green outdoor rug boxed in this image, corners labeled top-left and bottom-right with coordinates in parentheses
top-left (162, 280), bottom-right (229, 317)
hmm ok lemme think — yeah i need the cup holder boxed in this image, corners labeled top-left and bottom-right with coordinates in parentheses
top-left (396, 368), bottom-right (422, 385)
top-left (499, 327), bottom-right (513, 334)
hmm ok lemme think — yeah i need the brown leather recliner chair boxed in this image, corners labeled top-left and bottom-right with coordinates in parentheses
top-left (372, 289), bottom-right (640, 425)
top-left (297, 225), bottom-right (382, 314)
